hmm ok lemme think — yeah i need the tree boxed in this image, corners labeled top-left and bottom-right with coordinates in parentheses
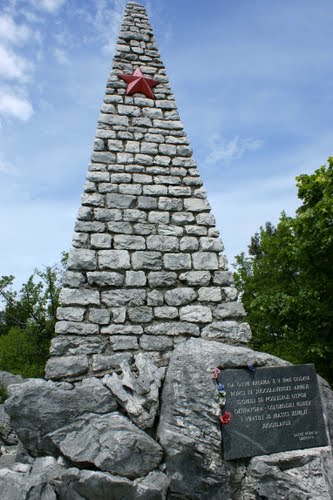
top-left (0, 253), bottom-right (67, 378)
top-left (234, 158), bottom-right (333, 385)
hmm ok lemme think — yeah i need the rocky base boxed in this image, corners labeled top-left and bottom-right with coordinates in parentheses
top-left (1, 340), bottom-right (333, 499)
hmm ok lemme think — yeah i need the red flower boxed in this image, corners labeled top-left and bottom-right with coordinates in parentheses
top-left (212, 368), bottom-right (221, 379)
top-left (220, 412), bottom-right (231, 425)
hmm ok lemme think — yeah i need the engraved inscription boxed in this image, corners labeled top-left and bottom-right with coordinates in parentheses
top-left (220, 364), bottom-right (328, 460)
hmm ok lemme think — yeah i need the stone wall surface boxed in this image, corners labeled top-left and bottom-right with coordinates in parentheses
top-left (1, 2), bottom-right (333, 499)
top-left (44, 0), bottom-right (250, 382)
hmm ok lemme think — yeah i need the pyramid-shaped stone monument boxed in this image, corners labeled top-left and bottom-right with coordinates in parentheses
top-left (2, 3), bottom-right (332, 499)
top-left (45, 1), bottom-right (250, 382)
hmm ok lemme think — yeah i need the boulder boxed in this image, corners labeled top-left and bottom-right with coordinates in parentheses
top-left (54, 468), bottom-right (169, 500)
top-left (158, 338), bottom-right (333, 499)
top-left (5, 377), bottom-right (117, 456)
top-left (49, 412), bottom-right (163, 479)
top-left (0, 467), bottom-right (56, 500)
top-left (103, 353), bottom-right (165, 429)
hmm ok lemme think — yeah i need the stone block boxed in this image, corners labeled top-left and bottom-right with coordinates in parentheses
top-left (199, 237), bottom-right (223, 252)
top-left (119, 184), bottom-right (142, 195)
top-left (45, 356), bottom-right (89, 379)
top-left (134, 222), bottom-right (156, 235)
top-left (107, 193), bottom-right (136, 208)
top-left (196, 213), bottom-right (216, 226)
top-left (147, 235), bottom-right (179, 251)
top-left (185, 225), bottom-right (207, 236)
top-left (110, 173), bottom-right (132, 183)
top-left (148, 271), bottom-right (177, 288)
top-left (68, 249), bottom-right (97, 271)
top-left (107, 139), bottom-right (124, 152)
top-left (154, 306), bottom-right (178, 319)
top-left (55, 321), bottom-right (99, 335)
top-left (113, 235), bottom-right (146, 250)
top-left (89, 308), bottom-right (111, 324)
top-left (94, 208), bottom-right (122, 221)
top-left (145, 322), bottom-right (199, 337)
top-left (158, 197), bottom-right (183, 211)
top-left (213, 271), bottom-right (234, 286)
top-left (91, 233), bottom-right (112, 249)
top-left (171, 212), bottom-right (195, 225)
top-left (87, 271), bottom-right (124, 287)
top-left (179, 305), bottom-right (212, 323)
top-left (62, 271), bottom-right (85, 288)
top-left (56, 307), bottom-right (85, 322)
top-left (77, 207), bottom-right (93, 220)
top-left (139, 335), bottom-right (173, 350)
top-left (132, 251), bottom-right (162, 270)
top-left (107, 221), bottom-right (133, 234)
top-left (179, 270), bottom-right (211, 286)
top-left (133, 173), bottom-right (153, 184)
top-left (201, 321), bottom-right (252, 343)
top-left (110, 307), bottom-right (126, 323)
top-left (180, 236), bottom-right (199, 251)
top-left (165, 288), bottom-right (196, 306)
top-left (111, 336), bottom-right (139, 350)
top-left (138, 196), bottom-right (158, 209)
top-left (143, 185), bottom-right (168, 196)
top-left (125, 270), bottom-right (146, 286)
top-left (192, 252), bottom-right (218, 270)
top-left (128, 306), bottom-right (153, 323)
top-left (74, 221), bottom-right (105, 233)
top-left (213, 302), bottom-right (246, 319)
top-left (148, 213), bottom-right (169, 226)
top-left (223, 286), bottom-right (238, 301)
top-left (158, 224), bottom-right (183, 236)
top-left (147, 290), bottom-right (164, 306)
top-left (184, 198), bottom-right (210, 212)
top-left (123, 209), bottom-right (147, 222)
top-left (101, 289), bottom-right (146, 307)
top-left (98, 250), bottom-right (131, 269)
top-left (102, 324), bottom-right (143, 335)
top-left (198, 287), bottom-right (222, 302)
top-left (164, 253), bottom-right (191, 270)
top-left (60, 288), bottom-right (100, 306)
top-left (50, 336), bottom-right (107, 356)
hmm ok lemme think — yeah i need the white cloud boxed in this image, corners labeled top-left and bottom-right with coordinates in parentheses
top-left (53, 47), bottom-right (69, 65)
top-left (206, 134), bottom-right (263, 165)
top-left (0, 14), bottom-right (31, 45)
top-left (0, 88), bottom-right (33, 120)
top-left (76, 0), bottom-right (126, 54)
top-left (0, 45), bottom-right (32, 81)
top-left (31, 0), bottom-right (66, 13)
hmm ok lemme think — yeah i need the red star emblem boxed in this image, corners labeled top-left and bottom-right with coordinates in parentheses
top-left (118, 68), bottom-right (158, 99)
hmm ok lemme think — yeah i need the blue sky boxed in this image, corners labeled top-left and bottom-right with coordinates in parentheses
top-left (1, 0), bottom-right (333, 287)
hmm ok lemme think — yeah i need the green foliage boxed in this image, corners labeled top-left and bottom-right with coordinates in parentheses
top-left (0, 382), bottom-right (8, 404)
top-left (234, 158), bottom-right (333, 385)
top-left (0, 253), bottom-right (68, 378)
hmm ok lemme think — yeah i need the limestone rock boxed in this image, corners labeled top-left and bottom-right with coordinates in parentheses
top-left (49, 412), bottom-right (163, 479)
top-left (158, 338), bottom-right (333, 499)
top-left (103, 353), bottom-right (165, 429)
top-left (0, 468), bottom-right (56, 500)
top-left (5, 378), bottom-right (117, 456)
top-left (55, 468), bottom-right (169, 500)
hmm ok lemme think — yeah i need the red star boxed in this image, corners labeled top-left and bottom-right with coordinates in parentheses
top-left (118, 68), bottom-right (158, 99)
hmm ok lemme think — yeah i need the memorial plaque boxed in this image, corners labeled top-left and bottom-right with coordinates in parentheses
top-left (218, 364), bottom-right (328, 460)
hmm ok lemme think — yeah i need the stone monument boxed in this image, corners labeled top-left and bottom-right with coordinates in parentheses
top-left (1, 3), bottom-right (333, 499)
top-left (44, 0), bottom-right (250, 383)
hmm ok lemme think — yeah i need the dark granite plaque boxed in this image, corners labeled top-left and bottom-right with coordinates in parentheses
top-left (218, 364), bottom-right (328, 460)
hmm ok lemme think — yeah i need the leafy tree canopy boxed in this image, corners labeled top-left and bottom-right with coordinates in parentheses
top-left (234, 158), bottom-right (333, 385)
top-left (0, 253), bottom-right (68, 378)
